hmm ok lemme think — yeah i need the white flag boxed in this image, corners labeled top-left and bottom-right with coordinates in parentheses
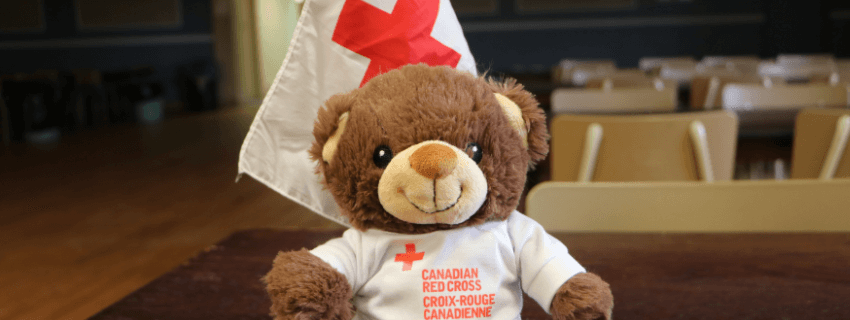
top-left (238, 0), bottom-right (477, 226)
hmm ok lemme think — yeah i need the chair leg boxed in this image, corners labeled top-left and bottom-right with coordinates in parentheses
top-left (690, 120), bottom-right (714, 182)
top-left (578, 123), bottom-right (603, 182)
top-left (819, 115), bottom-right (850, 180)
top-left (703, 76), bottom-right (721, 110)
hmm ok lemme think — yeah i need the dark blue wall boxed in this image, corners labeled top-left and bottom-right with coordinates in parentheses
top-left (0, 0), bottom-right (214, 101)
top-left (4, 0), bottom-right (848, 93)
top-left (458, 0), bottom-right (850, 73)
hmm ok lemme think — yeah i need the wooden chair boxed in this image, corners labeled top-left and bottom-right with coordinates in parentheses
top-left (550, 82), bottom-right (677, 114)
top-left (759, 54), bottom-right (836, 81)
top-left (690, 74), bottom-right (764, 110)
top-left (776, 53), bottom-right (835, 66)
top-left (759, 62), bottom-right (836, 82)
top-left (552, 59), bottom-right (616, 85)
top-left (550, 111), bottom-right (738, 182)
top-left (791, 109), bottom-right (850, 179)
top-left (583, 69), bottom-right (661, 89)
top-left (525, 179), bottom-right (850, 232)
top-left (829, 59), bottom-right (850, 85)
top-left (650, 59), bottom-right (757, 108)
top-left (638, 56), bottom-right (696, 75)
top-left (698, 55), bottom-right (761, 72)
top-left (721, 81), bottom-right (848, 134)
top-left (658, 60), bottom-right (698, 86)
top-left (569, 64), bottom-right (619, 86)
top-left (689, 58), bottom-right (763, 111)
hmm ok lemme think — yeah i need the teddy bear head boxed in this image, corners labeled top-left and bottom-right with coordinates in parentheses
top-left (309, 64), bottom-right (548, 234)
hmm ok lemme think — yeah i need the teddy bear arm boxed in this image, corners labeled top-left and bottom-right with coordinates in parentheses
top-left (549, 272), bottom-right (614, 320)
top-left (263, 249), bottom-right (353, 320)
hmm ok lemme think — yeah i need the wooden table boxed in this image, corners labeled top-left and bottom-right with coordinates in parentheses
top-left (89, 230), bottom-right (850, 320)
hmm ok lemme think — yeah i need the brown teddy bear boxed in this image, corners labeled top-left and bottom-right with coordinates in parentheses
top-left (264, 64), bottom-right (613, 320)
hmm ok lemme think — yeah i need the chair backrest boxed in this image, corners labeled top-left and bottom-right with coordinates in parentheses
top-left (776, 53), bottom-right (835, 66)
top-left (759, 54), bottom-right (836, 81)
top-left (550, 85), bottom-right (677, 114)
top-left (658, 60), bottom-right (698, 86)
top-left (550, 111), bottom-right (738, 182)
top-left (553, 59), bottom-right (616, 85)
top-left (832, 59), bottom-right (850, 85)
top-left (525, 179), bottom-right (850, 232)
top-left (638, 56), bottom-right (696, 74)
top-left (689, 74), bottom-right (763, 111)
top-left (569, 63), bottom-right (618, 86)
top-left (721, 81), bottom-right (848, 134)
top-left (722, 81), bottom-right (848, 113)
top-left (791, 108), bottom-right (850, 179)
top-left (584, 69), bottom-right (661, 89)
top-left (688, 59), bottom-right (763, 111)
top-left (698, 55), bottom-right (761, 72)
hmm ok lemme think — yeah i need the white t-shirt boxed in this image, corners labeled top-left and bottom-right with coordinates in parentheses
top-left (311, 211), bottom-right (586, 320)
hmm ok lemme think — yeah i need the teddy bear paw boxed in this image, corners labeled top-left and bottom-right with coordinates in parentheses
top-left (550, 272), bottom-right (614, 320)
top-left (263, 249), bottom-right (353, 320)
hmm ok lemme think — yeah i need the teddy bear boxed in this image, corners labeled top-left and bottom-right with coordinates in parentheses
top-left (263, 64), bottom-right (613, 320)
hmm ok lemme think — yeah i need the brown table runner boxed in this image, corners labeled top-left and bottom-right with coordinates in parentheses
top-left (90, 230), bottom-right (850, 319)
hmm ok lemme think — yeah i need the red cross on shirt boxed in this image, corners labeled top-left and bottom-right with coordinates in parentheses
top-left (332, 0), bottom-right (462, 87)
top-left (395, 243), bottom-right (424, 271)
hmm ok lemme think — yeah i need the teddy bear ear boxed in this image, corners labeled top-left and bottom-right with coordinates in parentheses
top-left (321, 112), bottom-right (350, 163)
top-left (310, 93), bottom-right (356, 164)
top-left (493, 93), bottom-right (529, 149)
top-left (489, 78), bottom-right (550, 166)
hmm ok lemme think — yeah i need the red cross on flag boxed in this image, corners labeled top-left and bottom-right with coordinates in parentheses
top-left (238, 0), bottom-right (477, 226)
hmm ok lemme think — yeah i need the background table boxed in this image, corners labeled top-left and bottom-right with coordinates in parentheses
top-left (90, 230), bottom-right (850, 319)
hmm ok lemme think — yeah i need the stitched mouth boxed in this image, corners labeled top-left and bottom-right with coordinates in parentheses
top-left (407, 186), bottom-right (463, 214)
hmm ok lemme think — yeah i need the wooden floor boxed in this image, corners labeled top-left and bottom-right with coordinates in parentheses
top-left (0, 106), bottom-right (342, 320)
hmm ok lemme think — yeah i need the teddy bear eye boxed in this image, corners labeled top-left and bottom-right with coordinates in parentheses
top-left (466, 143), bottom-right (483, 164)
top-left (373, 145), bottom-right (393, 168)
